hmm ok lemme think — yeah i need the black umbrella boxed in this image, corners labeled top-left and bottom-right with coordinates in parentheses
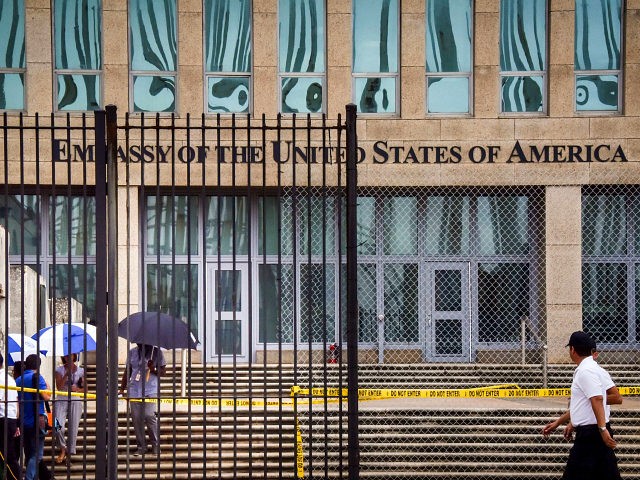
top-left (117, 312), bottom-right (199, 349)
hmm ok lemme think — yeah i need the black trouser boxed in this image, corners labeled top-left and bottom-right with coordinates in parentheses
top-left (563, 424), bottom-right (621, 480)
top-left (0, 417), bottom-right (21, 480)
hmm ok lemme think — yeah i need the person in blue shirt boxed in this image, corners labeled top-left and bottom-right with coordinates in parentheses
top-left (15, 354), bottom-right (51, 480)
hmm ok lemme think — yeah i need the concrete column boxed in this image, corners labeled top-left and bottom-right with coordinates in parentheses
top-left (545, 186), bottom-right (582, 363)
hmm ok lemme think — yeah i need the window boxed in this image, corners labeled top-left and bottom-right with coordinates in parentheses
top-left (574, 0), bottom-right (622, 112)
top-left (352, 0), bottom-right (399, 114)
top-left (129, 0), bottom-right (177, 112)
top-left (582, 187), bottom-right (640, 344)
top-left (204, 0), bottom-right (251, 113)
top-left (0, 0), bottom-right (25, 110)
top-left (54, 0), bottom-right (103, 111)
top-left (499, 0), bottom-right (546, 113)
top-left (0, 194), bottom-right (97, 321)
top-left (278, 0), bottom-right (325, 113)
top-left (425, 0), bottom-right (472, 115)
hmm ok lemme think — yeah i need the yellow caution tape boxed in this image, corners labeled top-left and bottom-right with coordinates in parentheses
top-left (295, 416), bottom-right (305, 479)
top-left (0, 384), bottom-right (96, 399)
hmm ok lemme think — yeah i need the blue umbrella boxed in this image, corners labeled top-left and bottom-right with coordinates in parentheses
top-left (6, 334), bottom-right (46, 366)
top-left (32, 323), bottom-right (98, 356)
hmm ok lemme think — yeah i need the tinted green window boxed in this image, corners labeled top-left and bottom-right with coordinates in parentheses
top-left (499, 0), bottom-right (546, 112)
top-left (130, 0), bottom-right (176, 112)
top-left (258, 264), bottom-right (295, 343)
top-left (583, 263), bottom-right (627, 343)
top-left (582, 194), bottom-right (626, 256)
top-left (575, 0), bottom-right (621, 111)
top-left (357, 197), bottom-right (376, 255)
top-left (0, 0), bottom-right (25, 110)
top-left (353, 0), bottom-right (398, 114)
top-left (258, 196), bottom-right (294, 256)
top-left (147, 264), bottom-right (199, 337)
top-left (281, 76), bottom-right (323, 113)
top-left (57, 74), bottom-right (101, 111)
top-left (478, 196), bottom-right (529, 255)
top-left (0, 194), bottom-right (38, 256)
top-left (425, 0), bottom-right (471, 114)
top-left (50, 196), bottom-right (96, 256)
top-left (384, 264), bottom-right (419, 342)
top-left (54, 0), bottom-right (102, 70)
top-left (383, 197), bottom-right (417, 255)
top-left (425, 196), bottom-right (471, 255)
top-left (51, 265), bottom-right (97, 321)
top-left (205, 0), bottom-right (251, 113)
top-left (279, 0), bottom-right (325, 73)
top-left (358, 263), bottom-right (377, 342)
top-left (146, 196), bottom-right (198, 256)
top-left (205, 197), bottom-right (248, 255)
top-left (300, 263), bottom-right (335, 343)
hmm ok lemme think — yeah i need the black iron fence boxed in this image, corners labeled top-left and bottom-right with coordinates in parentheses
top-left (0, 106), bottom-right (359, 480)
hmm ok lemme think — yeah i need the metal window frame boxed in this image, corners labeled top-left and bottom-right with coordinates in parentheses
top-left (127, 0), bottom-right (180, 114)
top-left (276, 0), bottom-right (327, 115)
top-left (424, 0), bottom-right (475, 117)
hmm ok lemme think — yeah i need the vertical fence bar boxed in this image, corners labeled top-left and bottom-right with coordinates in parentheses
top-left (345, 103), bottom-right (359, 480)
top-left (106, 104), bottom-right (119, 480)
top-left (94, 109), bottom-right (108, 480)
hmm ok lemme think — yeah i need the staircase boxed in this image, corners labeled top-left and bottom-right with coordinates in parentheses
top-left (47, 364), bottom-right (638, 479)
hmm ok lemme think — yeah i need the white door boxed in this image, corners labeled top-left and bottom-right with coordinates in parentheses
top-left (206, 263), bottom-right (249, 363)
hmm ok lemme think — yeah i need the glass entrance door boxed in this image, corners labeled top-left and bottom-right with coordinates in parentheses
top-left (425, 262), bottom-right (471, 362)
top-left (206, 263), bottom-right (249, 363)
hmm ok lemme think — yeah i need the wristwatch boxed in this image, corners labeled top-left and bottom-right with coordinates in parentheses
top-left (598, 425), bottom-right (607, 432)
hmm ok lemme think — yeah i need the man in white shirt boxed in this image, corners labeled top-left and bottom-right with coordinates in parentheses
top-left (549, 331), bottom-right (621, 480)
top-left (0, 353), bottom-right (20, 480)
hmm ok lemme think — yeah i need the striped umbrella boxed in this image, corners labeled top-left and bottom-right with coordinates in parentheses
top-left (6, 334), bottom-right (46, 366)
top-left (32, 323), bottom-right (98, 356)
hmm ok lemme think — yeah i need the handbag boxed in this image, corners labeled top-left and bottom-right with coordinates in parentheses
top-left (32, 374), bottom-right (60, 435)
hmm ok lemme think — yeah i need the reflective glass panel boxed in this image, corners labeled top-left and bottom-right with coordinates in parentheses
top-left (575, 0), bottom-right (621, 71)
top-left (383, 196), bottom-right (417, 255)
top-left (426, 0), bottom-right (471, 73)
top-left (0, 194), bottom-right (38, 256)
top-left (133, 75), bottom-right (176, 112)
top-left (215, 270), bottom-right (241, 311)
top-left (215, 320), bottom-right (241, 355)
top-left (204, 0), bottom-right (251, 72)
top-left (0, 0), bottom-right (25, 69)
top-left (583, 263), bottom-right (627, 343)
top-left (57, 74), bottom-right (101, 111)
top-left (258, 263), bottom-right (294, 343)
top-left (357, 196), bottom-right (376, 255)
top-left (281, 77), bottom-right (323, 113)
top-left (54, 0), bottom-right (102, 69)
top-left (355, 77), bottom-right (396, 114)
top-left (205, 196), bottom-right (248, 255)
top-left (478, 263), bottom-right (529, 342)
top-left (434, 269), bottom-right (461, 312)
top-left (299, 196), bottom-right (336, 256)
top-left (146, 264), bottom-right (199, 337)
top-left (279, 0), bottom-right (325, 73)
top-left (427, 77), bottom-right (469, 114)
top-left (499, 0), bottom-right (545, 71)
top-left (478, 196), bottom-right (529, 255)
top-left (582, 194), bottom-right (626, 256)
top-left (358, 263), bottom-right (377, 342)
top-left (258, 196), bottom-right (294, 256)
top-left (353, 0), bottom-right (398, 73)
top-left (207, 76), bottom-right (250, 113)
top-left (501, 75), bottom-right (544, 112)
top-left (50, 265), bottom-right (97, 322)
top-left (425, 195), bottom-right (470, 255)
top-left (129, 0), bottom-right (176, 71)
top-left (0, 74), bottom-right (24, 110)
top-left (576, 75), bottom-right (618, 111)
top-left (146, 196), bottom-right (198, 256)
top-left (384, 263), bottom-right (419, 342)
top-left (51, 196), bottom-right (96, 256)
top-left (435, 319), bottom-right (462, 355)
top-left (300, 263), bottom-right (335, 343)
top-left (636, 264), bottom-right (640, 342)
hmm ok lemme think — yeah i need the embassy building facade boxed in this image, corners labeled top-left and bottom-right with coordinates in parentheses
top-left (1, 0), bottom-right (639, 366)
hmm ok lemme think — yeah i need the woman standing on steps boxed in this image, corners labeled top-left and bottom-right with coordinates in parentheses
top-left (54, 354), bottom-right (85, 464)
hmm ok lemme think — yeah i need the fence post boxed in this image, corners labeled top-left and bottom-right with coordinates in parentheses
top-left (345, 103), bottom-right (360, 480)
top-left (94, 109), bottom-right (108, 479)
top-left (106, 105), bottom-right (119, 480)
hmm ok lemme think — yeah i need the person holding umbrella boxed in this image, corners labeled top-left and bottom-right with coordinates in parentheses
top-left (119, 344), bottom-right (166, 456)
